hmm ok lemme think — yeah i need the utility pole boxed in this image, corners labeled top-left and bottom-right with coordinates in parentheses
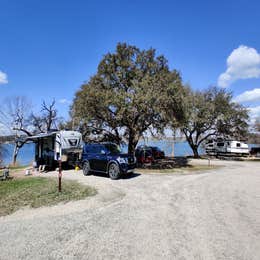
top-left (56, 137), bottom-right (62, 193)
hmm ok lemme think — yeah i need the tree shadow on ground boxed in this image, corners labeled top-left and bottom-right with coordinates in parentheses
top-left (137, 157), bottom-right (190, 169)
top-left (121, 173), bottom-right (141, 179)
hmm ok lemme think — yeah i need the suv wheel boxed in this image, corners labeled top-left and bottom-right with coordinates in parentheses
top-left (108, 163), bottom-right (120, 180)
top-left (83, 161), bottom-right (91, 176)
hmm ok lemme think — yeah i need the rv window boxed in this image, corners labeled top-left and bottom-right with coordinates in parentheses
top-left (236, 143), bottom-right (241, 147)
top-left (217, 142), bottom-right (224, 147)
top-left (68, 139), bottom-right (78, 146)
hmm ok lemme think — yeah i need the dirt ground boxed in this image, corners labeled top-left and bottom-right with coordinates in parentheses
top-left (0, 159), bottom-right (260, 260)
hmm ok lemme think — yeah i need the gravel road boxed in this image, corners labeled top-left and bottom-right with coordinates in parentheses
top-left (0, 160), bottom-right (260, 260)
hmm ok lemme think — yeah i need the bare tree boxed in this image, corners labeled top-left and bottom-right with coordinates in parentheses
top-left (41, 100), bottom-right (59, 131)
top-left (0, 97), bottom-right (61, 164)
top-left (0, 96), bottom-right (33, 164)
top-left (0, 96), bottom-right (32, 135)
top-left (30, 99), bottom-right (61, 133)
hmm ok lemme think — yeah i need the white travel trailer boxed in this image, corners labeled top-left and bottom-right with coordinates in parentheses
top-left (27, 130), bottom-right (83, 169)
top-left (205, 139), bottom-right (249, 156)
top-left (215, 140), bottom-right (249, 155)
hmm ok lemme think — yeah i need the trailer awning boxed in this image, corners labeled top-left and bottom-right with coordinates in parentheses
top-left (24, 132), bottom-right (57, 142)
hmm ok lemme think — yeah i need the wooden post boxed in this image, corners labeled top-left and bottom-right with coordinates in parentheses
top-left (58, 159), bottom-right (62, 192)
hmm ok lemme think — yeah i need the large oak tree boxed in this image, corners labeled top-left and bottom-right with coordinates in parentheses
top-left (72, 43), bottom-right (185, 155)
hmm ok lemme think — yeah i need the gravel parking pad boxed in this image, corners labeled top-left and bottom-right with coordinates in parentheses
top-left (0, 160), bottom-right (260, 260)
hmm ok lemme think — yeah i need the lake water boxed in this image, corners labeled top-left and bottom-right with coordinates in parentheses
top-left (1, 141), bottom-right (258, 166)
top-left (1, 143), bottom-right (35, 166)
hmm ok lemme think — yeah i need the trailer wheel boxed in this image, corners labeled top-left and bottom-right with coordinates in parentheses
top-left (83, 161), bottom-right (91, 176)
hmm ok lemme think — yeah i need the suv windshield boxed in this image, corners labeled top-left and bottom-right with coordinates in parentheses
top-left (151, 146), bottom-right (161, 151)
top-left (104, 143), bottom-right (121, 154)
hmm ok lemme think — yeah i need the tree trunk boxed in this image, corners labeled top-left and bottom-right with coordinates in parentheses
top-left (185, 134), bottom-right (200, 158)
top-left (12, 142), bottom-right (19, 165)
top-left (128, 130), bottom-right (139, 156)
top-left (191, 144), bottom-right (200, 158)
top-left (12, 140), bottom-right (26, 165)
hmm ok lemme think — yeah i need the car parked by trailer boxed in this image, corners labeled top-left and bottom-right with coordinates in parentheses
top-left (81, 142), bottom-right (136, 179)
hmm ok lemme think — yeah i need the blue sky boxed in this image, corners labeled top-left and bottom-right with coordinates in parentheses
top-left (0, 0), bottom-right (260, 121)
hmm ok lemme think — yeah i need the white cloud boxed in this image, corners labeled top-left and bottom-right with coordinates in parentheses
top-left (249, 106), bottom-right (260, 121)
top-left (218, 45), bottom-right (260, 87)
top-left (234, 88), bottom-right (260, 103)
top-left (0, 70), bottom-right (8, 84)
top-left (59, 98), bottom-right (70, 104)
top-left (0, 123), bottom-right (12, 135)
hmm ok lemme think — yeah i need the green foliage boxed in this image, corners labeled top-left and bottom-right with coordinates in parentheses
top-left (181, 86), bottom-right (249, 157)
top-left (72, 43), bottom-right (185, 154)
top-left (248, 132), bottom-right (260, 144)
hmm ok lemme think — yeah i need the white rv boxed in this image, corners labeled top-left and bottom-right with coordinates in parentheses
top-left (205, 139), bottom-right (249, 156)
top-left (27, 130), bottom-right (83, 169)
top-left (216, 140), bottom-right (249, 155)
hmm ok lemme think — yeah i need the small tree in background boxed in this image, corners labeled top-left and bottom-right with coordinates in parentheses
top-left (72, 43), bottom-right (186, 155)
top-left (181, 86), bottom-right (249, 158)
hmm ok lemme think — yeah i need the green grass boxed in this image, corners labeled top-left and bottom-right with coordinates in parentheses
top-left (0, 177), bottom-right (97, 216)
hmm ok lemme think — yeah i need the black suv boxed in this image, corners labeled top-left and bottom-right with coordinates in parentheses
top-left (81, 142), bottom-right (136, 179)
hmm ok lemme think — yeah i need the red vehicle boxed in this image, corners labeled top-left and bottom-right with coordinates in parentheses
top-left (135, 146), bottom-right (154, 164)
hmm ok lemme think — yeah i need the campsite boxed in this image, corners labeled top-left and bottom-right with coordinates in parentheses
top-left (1, 1), bottom-right (260, 259)
top-left (1, 159), bottom-right (260, 259)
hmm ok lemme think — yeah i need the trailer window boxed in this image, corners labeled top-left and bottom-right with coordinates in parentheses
top-left (217, 142), bottom-right (224, 146)
top-left (236, 143), bottom-right (241, 147)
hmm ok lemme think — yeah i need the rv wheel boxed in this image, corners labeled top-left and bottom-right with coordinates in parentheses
top-left (83, 161), bottom-right (91, 176)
